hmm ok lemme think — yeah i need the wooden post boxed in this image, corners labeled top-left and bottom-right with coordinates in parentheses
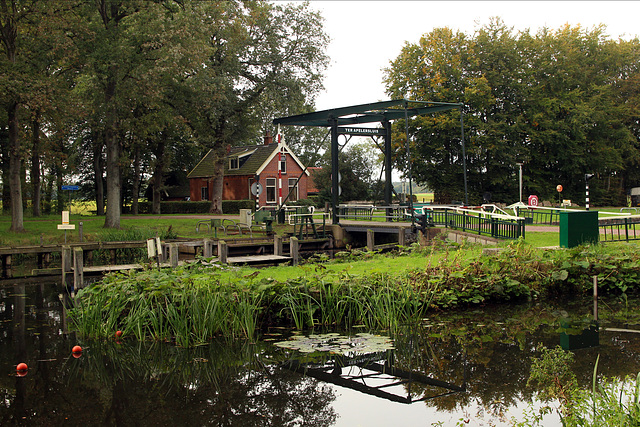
top-left (593, 275), bottom-right (598, 322)
top-left (203, 238), bottom-right (213, 258)
top-left (218, 240), bottom-right (228, 264)
top-left (274, 234), bottom-right (283, 256)
top-left (73, 247), bottom-right (84, 290)
top-left (61, 246), bottom-right (72, 286)
top-left (169, 243), bottom-right (179, 267)
top-left (290, 237), bottom-right (299, 266)
top-left (398, 227), bottom-right (406, 246)
top-left (78, 221), bottom-right (83, 242)
top-left (367, 229), bottom-right (374, 251)
top-left (1, 254), bottom-right (12, 278)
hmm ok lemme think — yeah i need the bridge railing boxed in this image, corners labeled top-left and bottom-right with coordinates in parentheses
top-left (599, 216), bottom-right (640, 242)
top-left (515, 207), bottom-right (561, 225)
top-left (424, 207), bottom-right (525, 240)
top-left (335, 204), bottom-right (525, 240)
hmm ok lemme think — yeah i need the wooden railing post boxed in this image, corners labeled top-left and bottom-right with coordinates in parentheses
top-left (61, 246), bottom-right (72, 287)
top-left (203, 238), bottom-right (213, 258)
top-left (218, 240), bottom-right (228, 264)
top-left (169, 243), bottom-right (179, 267)
top-left (367, 229), bottom-right (374, 251)
top-left (73, 247), bottom-right (84, 290)
top-left (274, 235), bottom-right (283, 256)
top-left (290, 237), bottom-right (299, 266)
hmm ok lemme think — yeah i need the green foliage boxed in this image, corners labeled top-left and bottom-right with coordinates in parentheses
top-left (384, 19), bottom-right (640, 205)
top-left (527, 346), bottom-right (577, 404)
top-left (313, 141), bottom-right (382, 203)
top-left (521, 351), bottom-right (640, 426)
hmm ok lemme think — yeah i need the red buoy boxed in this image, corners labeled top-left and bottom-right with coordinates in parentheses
top-left (72, 345), bottom-right (82, 354)
top-left (16, 362), bottom-right (28, 372)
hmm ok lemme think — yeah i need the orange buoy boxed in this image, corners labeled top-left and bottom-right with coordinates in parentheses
top-left (115, 330), bottom-right (123, 338)
top-left (16, 362), bottom-right (28, 372)
top-left (72, 345), bottom-right (82, 354)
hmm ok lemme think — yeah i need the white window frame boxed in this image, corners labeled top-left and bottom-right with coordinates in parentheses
top-left (288, 178), bottom-right (298, 202)
top-left (229, 157), bottom-right (239, 170)
top-left (266, 178), bottom-right (276, 203)
top-left (201, 186), bottom-right (208, 201)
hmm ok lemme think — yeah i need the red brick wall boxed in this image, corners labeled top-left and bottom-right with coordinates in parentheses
top-left (223, 175), bottom-right (251, 200)
top-left (189, 154), bottom-right (309, 204)
top-left (257, 155), bottom-right (308, 205)
top-left (189, 178), bottom-right (209, 201)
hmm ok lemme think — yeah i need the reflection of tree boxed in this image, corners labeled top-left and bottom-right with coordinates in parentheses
top-left (387, 300), bottom-right (640, 419)
top-left (0, 283), bottom-right (337, 425)
top-left (4, 284), bottom-right (640, 425)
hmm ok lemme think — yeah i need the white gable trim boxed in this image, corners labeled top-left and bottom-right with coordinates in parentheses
top-left (255, 142), bottom-right (309, 176)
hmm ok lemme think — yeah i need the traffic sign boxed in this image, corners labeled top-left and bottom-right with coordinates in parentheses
top-left (251, 182), bottom-right (263, 196)
top-left (528, 195), bottom-right (539, 207)
top-left (61, 185), bottom-right (79, 191)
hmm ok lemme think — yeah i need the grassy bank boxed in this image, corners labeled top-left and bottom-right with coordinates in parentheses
top-left (68, 240), bottom-right (640, 346)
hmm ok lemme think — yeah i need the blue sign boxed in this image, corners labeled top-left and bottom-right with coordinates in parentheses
top-left (61, 185), bottom-right (79, 191)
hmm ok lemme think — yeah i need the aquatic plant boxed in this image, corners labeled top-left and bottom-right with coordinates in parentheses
top-left (519, 350), bottom-right (640, 426)
top-left (69, 242), bottom-right (640, 347)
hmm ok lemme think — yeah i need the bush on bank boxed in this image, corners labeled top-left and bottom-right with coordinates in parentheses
top-left (68, 240), bottom-right (640, 346)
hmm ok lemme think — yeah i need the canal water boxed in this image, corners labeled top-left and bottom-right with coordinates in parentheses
top-left (1, 280), bottom-right (639, 426)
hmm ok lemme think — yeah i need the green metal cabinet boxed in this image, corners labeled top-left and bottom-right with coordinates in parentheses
top-left (559, 211), bottom-right (599, 248)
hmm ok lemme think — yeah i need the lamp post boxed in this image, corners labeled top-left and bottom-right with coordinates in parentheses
top-left (516, 162), bottom-right (523, 203)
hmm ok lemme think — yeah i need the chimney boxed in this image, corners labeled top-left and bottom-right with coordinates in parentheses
top-left (264, 130), bottom-right (273, 145)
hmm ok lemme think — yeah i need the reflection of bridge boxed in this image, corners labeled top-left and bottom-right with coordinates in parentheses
top-left (283, 351), bottom-right (466, 405)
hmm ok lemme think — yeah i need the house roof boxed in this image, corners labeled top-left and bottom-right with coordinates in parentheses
top-left (187, 142), bottom-right (309, 179)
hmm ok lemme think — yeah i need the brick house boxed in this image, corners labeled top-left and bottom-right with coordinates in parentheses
top-left (187, 134), bottom-right (310, 206)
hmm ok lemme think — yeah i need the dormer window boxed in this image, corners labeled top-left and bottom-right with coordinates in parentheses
top-left (229, 157), bottom-right (239, 170)
top-left (229, 149), bottom-right (256, 171)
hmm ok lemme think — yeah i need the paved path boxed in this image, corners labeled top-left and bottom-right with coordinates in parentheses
top-left (526, 225), bottom-right (559, 233)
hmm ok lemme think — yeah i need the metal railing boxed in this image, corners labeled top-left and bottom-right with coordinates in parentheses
top-left (425, 207), bottom-right (525, 240)
top-left (599, 216), bottom-right (640, 242)
top-left (516, 207), bottom-right (561, 225)
top-left (335, 204), bottom-right (525, 240)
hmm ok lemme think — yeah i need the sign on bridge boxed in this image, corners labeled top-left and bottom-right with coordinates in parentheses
top-left (337, 127), bottom-right (385, 136)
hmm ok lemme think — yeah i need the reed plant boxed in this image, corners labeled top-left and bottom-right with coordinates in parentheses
top-left (69, 241), bottom-right (640, 347)
top-left (519, 352), bottom-right (640, 426)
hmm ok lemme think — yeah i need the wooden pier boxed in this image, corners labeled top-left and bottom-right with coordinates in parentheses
top-left (0, 235), bottom-right (316, 290)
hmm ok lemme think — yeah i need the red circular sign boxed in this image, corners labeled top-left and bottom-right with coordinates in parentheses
top-left (556, 185), bottom-right (563, 192)
top-left (528, 195), bottom-right (539, 206)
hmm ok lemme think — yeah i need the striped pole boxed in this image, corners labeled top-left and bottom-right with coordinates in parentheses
top-left (585, 174), bottom-right (594, 211)
top-left (278, 151), bottom-right (282, 207)
top-left (585, 182), bottom-right (590, 211)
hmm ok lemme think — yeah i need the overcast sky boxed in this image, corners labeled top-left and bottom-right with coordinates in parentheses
top-left (309, 1), bottom-right (640, 111)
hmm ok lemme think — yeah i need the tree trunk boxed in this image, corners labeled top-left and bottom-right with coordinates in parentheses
top-left (93, 130), bottom-right (104, 215)
top-left (8, 100), bottom-right (24, 232)
top-left (104, 74), bottom-right (120, 229)
top-left (1, 125), bottom-right (10, 214)
top-left (151, 138), bottom-right (166, 215)
top-left (55, 163), bottom-right (64, 213)
top-left (209, 156), bottom-right (225, 214)
top-left (131, 145), bottom-right (140, 215)
top-left (31, 111), bottom-right (41, 217)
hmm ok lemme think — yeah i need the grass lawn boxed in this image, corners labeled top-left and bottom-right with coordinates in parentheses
top-left (215, 244), bottom-right (486, 284)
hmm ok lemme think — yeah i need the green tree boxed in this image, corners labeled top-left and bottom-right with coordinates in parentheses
top-left (384, 21), bottom-right (640, 206)
top-left (313, 141), bottom-right (380, 204)
top-left (168, 1), bottom-right (328, 213)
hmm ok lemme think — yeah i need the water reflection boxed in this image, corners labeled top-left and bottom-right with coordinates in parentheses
top-left (1, 282), bottom-right (640, 426)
